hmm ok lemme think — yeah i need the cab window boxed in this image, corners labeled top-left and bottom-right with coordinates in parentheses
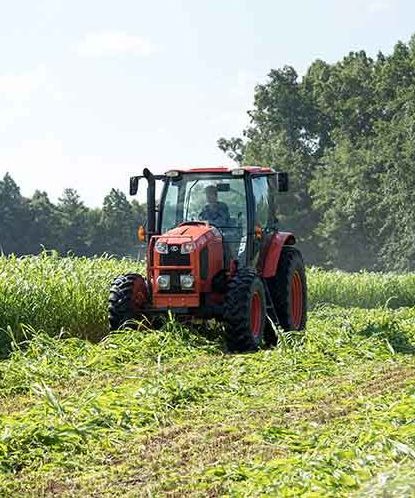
top-left (252, 176), bottom-right (270, 228)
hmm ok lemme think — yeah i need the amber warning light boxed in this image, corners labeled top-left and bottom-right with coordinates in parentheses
top-left (137, 225), bottom-right (146, 241)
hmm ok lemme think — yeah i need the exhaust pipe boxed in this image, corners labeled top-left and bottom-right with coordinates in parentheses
top-left (143, 167), bottom-right (156, 239)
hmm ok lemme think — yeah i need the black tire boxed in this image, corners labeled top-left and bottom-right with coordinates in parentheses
top-left (266, 246), bottom-right (307, 334)
top-left (223, 268), bottom-right (266, 353)
top-left (108, 273), bottom-right (148, 331)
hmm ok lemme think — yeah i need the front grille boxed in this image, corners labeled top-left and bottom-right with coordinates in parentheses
top-left (160, 245), bottom-right (190, 266)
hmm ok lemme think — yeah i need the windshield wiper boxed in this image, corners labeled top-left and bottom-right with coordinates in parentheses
top-left (184, 180), bottom-right (199, 221)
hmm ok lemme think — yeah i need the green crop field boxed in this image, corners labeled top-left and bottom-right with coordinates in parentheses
top-left (0, 254), bottom-right (415, 497)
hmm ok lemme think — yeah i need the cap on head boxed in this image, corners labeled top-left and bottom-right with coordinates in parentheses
top-left (205, 185), bottom-right (218, 203)
top-left (205, 185), bottom-right (217, 194)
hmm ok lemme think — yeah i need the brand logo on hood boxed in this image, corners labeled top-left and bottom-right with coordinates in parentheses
top-left (170, 245), bottom-right (179, 252)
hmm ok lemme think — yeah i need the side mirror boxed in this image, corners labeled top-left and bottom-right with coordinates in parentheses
top-left (276, 172), bottom-right (289, 192)
top-left (130, 176), bottom-right (139, 196)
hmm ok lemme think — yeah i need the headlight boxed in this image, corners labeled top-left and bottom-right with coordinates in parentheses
top-left (180, 274), bottom-right (195, 289)
top-left (155, 240), bottom-right (168, 254)
top-left (181, 241), bottom-right (195, 254)
top-left (157, 275), bottom-right (170, 289)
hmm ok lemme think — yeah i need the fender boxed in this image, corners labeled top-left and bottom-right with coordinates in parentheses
top-left (259, 231), bottom-right (296, 278)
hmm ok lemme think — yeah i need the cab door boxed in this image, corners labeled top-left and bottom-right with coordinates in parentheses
top-left (250, 175), bottom-right (276, 269)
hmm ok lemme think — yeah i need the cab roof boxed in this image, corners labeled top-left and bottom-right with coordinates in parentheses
top-left (165, 166), bottom-right (274, 175)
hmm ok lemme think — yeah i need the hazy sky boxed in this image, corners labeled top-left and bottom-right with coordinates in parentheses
top-left (1, 0), bottom-right (414, 206)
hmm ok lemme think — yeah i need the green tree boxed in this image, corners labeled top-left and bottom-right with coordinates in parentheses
top-left (219, 66), bottom-right (323, 264)
top-left (56, 188), bottom-right (89, 255)
top-left (0, 173), bottom-right (31, 254)
top-left (372, 104), bottom-right (415, 270)
top-left (100, 189), bottom-right (136, 256)
top-left (304, 51), bottom-right (377, 143)
top-left (86, 207), bottom-right (104, 256)
top-left (27, 191), bottom-right (59, 253)
top-left (219, 36), bottom-right (415, 271)
top-left (310, 137), bottom-right (384, 270)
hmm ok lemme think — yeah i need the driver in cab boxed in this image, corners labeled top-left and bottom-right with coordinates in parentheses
top-left (199, 185), bottom-right (230, 227)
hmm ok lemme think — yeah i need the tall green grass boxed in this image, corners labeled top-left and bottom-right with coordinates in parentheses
top-left (0, 254), bottom-right (414, 349)
top-left (308, 267), bottom-right (415, 309)
top-left (0, 253), bottom-right (142, 346)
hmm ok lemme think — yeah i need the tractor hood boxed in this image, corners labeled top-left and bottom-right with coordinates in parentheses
top-left (155, 222), bottom-right (221, 250)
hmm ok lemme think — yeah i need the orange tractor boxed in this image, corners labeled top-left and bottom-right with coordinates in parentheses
top-left (109, 166), bottom-right (307, 352)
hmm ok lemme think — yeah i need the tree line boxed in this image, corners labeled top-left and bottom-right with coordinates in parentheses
top-left (2, 35), bottom-right (414, 270)
top-left (0, 173), bottom-right (146, 258)
top-left (219, 35), bottom-right (415, 272)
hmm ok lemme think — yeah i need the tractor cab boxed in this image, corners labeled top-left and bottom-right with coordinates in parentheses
top-left (160, 171), bottom-right (247, 265)
top-left (109, 166), bottom-right (307, 353)
top-left (132, 166), bottom-right (289, 267)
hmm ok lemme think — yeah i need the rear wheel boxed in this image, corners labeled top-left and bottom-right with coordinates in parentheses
top-left (224, 268), bottom-right (266, 352)
top-left (108, 273), bottom-right (149, 331)
top-left (266, 247), bottom-right (307, 335)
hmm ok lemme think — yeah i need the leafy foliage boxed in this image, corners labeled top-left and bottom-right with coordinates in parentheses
top-left (0, 175), bottom-right (146, 258)
top-left (219, 35), bottom-right (415, 271)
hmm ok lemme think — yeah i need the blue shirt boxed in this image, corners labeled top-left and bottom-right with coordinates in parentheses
top-left (199, 202), bottom-right (230, 227)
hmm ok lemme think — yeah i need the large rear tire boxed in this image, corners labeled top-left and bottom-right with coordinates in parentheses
top-left (224, 268), bottom-right (266, 353)
top-left (108, 273), bottom-right (148, 331)
top-left (266, 246), bottom-right (307, 335)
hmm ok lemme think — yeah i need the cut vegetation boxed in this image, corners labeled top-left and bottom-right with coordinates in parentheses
top-left (0, 254), bottom-right (414, 496)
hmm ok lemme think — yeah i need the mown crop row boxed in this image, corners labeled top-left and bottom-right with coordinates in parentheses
top-left (0, 305), bottom-right (414, 496)
top-left (0, 253), bottom-right (415, 496)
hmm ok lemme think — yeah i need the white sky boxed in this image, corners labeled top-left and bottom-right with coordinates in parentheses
top-left (0, 0), bottom-right (414, 206)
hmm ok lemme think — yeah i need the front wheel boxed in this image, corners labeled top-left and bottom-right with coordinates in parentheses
top-left (224, 268), bottom-right (266, 353)
top-left (108, 273), bottom-right (148, 331)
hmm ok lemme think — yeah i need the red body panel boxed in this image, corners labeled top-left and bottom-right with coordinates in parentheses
top-left (148, 223), bottom-right (224, 309)
top-left (154, 294), bottom-right (200, 308)
top-left (259, 232), bottom-right (296, 278)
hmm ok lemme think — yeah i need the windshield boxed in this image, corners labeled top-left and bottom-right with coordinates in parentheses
top-left (160, 174), bottom-right (248, 260)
